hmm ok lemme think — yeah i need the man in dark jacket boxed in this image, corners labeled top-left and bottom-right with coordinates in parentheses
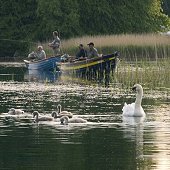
top-left (76, 44), bottom-right (87, 59)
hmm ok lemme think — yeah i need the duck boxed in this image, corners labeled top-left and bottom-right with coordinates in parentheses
top-left (8, 108), bottom-right (24, 115)
top-left (122, 84), bottom-right (145, 117)
top-left (33, 111), bottom-right (54, 123)
top-left (60, 116), bottom-right (87, 125)
top-left (55, 104), bottom-right (73, 118)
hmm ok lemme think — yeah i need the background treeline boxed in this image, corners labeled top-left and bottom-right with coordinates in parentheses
top-left (0, 0), bottom-right (170, 57)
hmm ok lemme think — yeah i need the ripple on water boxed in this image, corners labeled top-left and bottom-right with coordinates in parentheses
top-left (0, 81), bottom-right (169, 169)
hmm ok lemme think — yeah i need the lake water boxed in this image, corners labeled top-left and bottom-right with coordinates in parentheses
top-left (0, 63), bottom-right (170, 170)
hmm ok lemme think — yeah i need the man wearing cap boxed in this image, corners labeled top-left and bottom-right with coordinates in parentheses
top-left (87, 42), bottom-right (99, 58)
top-left (76, 44), bottom-right (87, 59)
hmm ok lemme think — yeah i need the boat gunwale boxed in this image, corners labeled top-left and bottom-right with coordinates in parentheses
top-left (60, 53), bottom-right (117, 71)
top-left (24, 55), bottom-right (61, 65)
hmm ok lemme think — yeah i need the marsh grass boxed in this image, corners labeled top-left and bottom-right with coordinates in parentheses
top-left (113, 57), bottom-right (170, 90)
top-left (41, 34), bottom-right (170, 57)
top-left (40, 34), bottom-right (170, 89)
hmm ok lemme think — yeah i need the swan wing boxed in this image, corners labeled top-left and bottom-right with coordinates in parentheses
top-left (69, 118), bottom-right (87, 123)
top-left (122, 102), bottom-right (135, 117)
top-left (39, 116), bottom-right (53, 121)
top-left (15, 109), bottom-right (24, 114)
top-left (59, 112), bottom-right (73, 118)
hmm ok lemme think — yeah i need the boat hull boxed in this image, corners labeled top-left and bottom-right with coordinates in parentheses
top-left (60, 51), bottom-right (119, 84)
top-left (24, 56), bottom-right (61, 70)
top-left (61, 52), bottom-right (119, 73)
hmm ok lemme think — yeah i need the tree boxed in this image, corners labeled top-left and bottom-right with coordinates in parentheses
top-left (36, 0), bottom-right (81, 40)
top-left (0, 0), bottom-right (38, 40)
top-left (78, 0), bottom-right (170, 35)
top-left (0, 0), bottom-right (169, 41)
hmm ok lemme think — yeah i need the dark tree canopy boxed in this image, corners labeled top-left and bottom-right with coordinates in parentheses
top-left (0, 0), bottom-right (169, 41)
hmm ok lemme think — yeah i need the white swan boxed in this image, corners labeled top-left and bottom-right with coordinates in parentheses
top-left (33, 111), bottom-right (53, 122)
top-left (122, 84), bottom-right (145, 117)
top-left (60, 116), bottom-right (87, 125)
top-left (56, 104), bottom-right (73, 118)
top-left (8, 108), bottom-right (24, 115)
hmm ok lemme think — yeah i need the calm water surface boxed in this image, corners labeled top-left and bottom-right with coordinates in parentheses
top-left (0, 64), bottom-right (169, 170)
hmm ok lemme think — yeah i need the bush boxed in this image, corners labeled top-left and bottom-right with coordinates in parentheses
top-left (0, 39), bottom-right (32, 59)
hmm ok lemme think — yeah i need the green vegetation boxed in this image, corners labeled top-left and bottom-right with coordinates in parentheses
top-left (1, 0), bottom-right (169, 41)
top-left (114, 58), bottom-right (170, 89)
top-left (44, 34), bottom-right (170, 60)
top-left (59, 34), bottom-right (170, 89)
top-left (0, 0), bottom-right (170, 58)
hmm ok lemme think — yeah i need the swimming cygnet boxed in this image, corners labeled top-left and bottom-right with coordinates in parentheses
top-left (55, 104), bottom-right (73, 118)
top-left (33, 111), bottom-right (54, 123)
top-left (8, 108), bottom-right (24, 115)
top-left (60, 116), bottom-right (87, 125)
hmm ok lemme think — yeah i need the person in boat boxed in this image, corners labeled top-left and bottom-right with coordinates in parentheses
top-left (28, 45), bottom-right (46, 61)
top-left (48, 31), bottom-right (61, 56)
top-left (87, 42), bottom-right (100, 58)
top-left (76, 44), bottom-right (87, 60)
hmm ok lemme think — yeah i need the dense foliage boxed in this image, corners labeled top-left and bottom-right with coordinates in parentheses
top-left (0, 0), bottom-right (170, 57)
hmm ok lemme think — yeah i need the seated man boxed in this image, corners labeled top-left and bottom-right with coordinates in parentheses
top-left (76, 44), bottom-right (87, 60)
top-left (87, 42), bottom-right (99, 58)
top-left (28, 45), bottom-right (46, 61)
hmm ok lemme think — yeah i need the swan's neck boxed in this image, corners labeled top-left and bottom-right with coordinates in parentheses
top-left (135, 90), bottom-right (143, 106)
top-left (54, 112), bottom-right (57, 118)
top-left (58, 107), bottom-right (61, 114)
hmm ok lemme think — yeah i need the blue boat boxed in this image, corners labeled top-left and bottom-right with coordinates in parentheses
top-left (24, 56), bottom-right (61, 70)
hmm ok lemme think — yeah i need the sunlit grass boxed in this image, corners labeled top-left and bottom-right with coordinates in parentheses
top-left (55, 33), bottom-right (170, 48)
top-left (39, 34), bottom-right (170, 63)
top-left (113, 57), bottom-right (170, 90)
top-left (39, 34), bottom-right (170, 90)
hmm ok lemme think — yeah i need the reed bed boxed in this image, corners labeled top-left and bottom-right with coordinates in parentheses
top-left (42, 33), bottom-right (170, 59)
top-left (61, 33), bottom-right (170, 48)
top-left (41, 34), bottom-right (170, 90)
top-left (112, 57), bottom-right (170, 90)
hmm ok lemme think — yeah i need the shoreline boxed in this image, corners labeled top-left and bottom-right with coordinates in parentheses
top-left (0, 62), bottom-right (25, 67)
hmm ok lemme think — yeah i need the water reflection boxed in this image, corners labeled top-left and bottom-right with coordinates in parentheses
top-left (25, 69), bottom-right (61, 82)
top-left (122, 116), bottom-right (145, 167)
top-left (0, 64), bottom-right (169, 169)
top-left (0, 64), bottom-right (61, 83)
top-left (0, 65), bottom-right (26, 82)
